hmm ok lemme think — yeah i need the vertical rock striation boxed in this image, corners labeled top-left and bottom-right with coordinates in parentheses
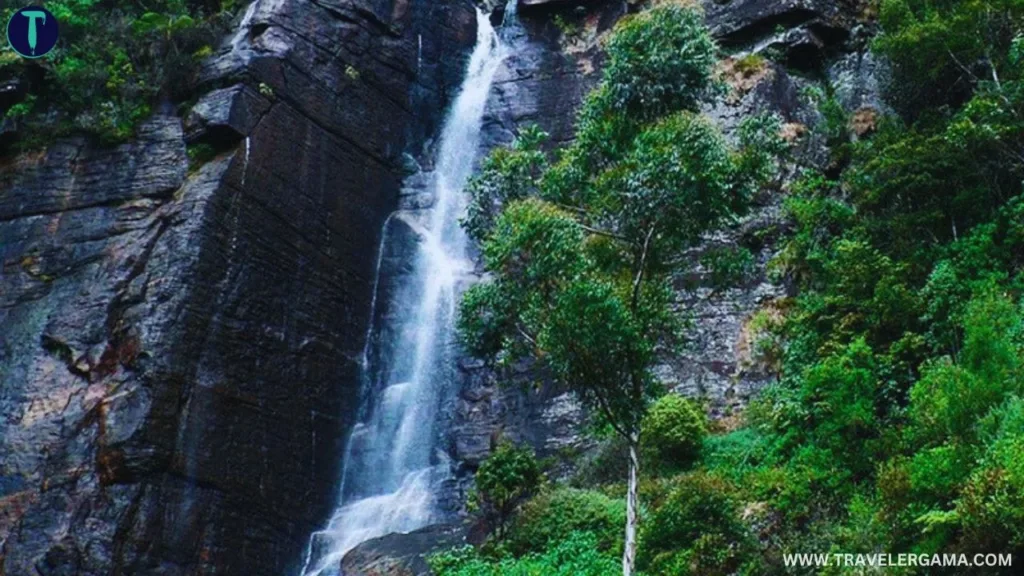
top-left (0, 0), bottom-right (476, 574)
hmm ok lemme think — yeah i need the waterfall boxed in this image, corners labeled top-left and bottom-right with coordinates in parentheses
top-left (298, 8), bottom-right (508, 575)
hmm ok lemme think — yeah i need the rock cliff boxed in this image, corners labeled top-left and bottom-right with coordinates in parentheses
top-left (0, 0), bottom-right (475, 574)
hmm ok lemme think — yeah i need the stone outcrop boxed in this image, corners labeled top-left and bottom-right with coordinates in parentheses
top-left (342, 524), bottom-right (468, 576)
top-left (0, 0), bottom-right (476, 574)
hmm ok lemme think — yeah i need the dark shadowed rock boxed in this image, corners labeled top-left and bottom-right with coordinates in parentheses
top-left (184, 84), bottom-right (273, 143)
top-left (702, 0), bottom-right (862, 43)
top-left (341, 523), bottom-right (468, 576)
top-left (0, 0), bottom-right (476, 574)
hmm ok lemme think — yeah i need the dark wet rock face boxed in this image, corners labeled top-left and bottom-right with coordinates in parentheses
top-left (0, 0), bottom-right (475, 574)
top-left (341, 524), bottom-right (468, 576)
top-left (484, 0), bottom-right (627, 151)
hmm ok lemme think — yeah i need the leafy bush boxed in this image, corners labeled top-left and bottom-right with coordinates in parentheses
top-left (470, 441), bottom-right (542, 539)
top-left (505, 488), bottom-right (625, 557)
top-left (640, 394), bottom-right (706, 471)
top-left (909, 292), bottom-right (1023, 444)
top-left (701, 427), bottom-right (773, 481)
top-left (638, 473), bottom-right (751, 576)
top-left (957, 429), bottom-right (1024, 555)
top-left (602, 4), bottom-right (717, 120)
top-left (429, 531), bottom-right (619, 576)
top-left (700, 246), bottom-right (756, 290)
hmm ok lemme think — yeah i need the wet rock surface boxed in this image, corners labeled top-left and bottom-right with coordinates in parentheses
top-left (0, 0), bottom-right (475, 574)
top-left (341, 523), bottom-right (468, 576)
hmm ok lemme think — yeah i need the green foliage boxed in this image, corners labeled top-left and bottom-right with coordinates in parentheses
top-left (187, 142), bottom-right (218, 169)
top-left (801, 84), bottom-right (851, 161)
top-left (875, 0), bottom-right (1024, 116)
top-left (453, 0), bottom-right (1024, 572)
top-left (1, 0), bottom-right (232, 147)
top-left (470, 441), bottom-right (542, 539)
top-left (602, 5), bottom-right (717, 121)
top-left (429, 532), bottom-right (619, 576)
top-left (699, 246), bottom-right (756, 290)
top-left (957, 402), bottom-right (1024, 554)
top-left (733, 53), bottom-right (766, 76)
top-left (638, 473), bottom-right (751, 576)
top-left (505, 488), bottom-right (626, 558)
top-left (640, 394), bottom-right (706, 471)
top-left (908, 292), bottom-right (1023, 444)
top-left (673, 1), bottom-right (1024, 567)
top-left (460, 5), bottom-right (778, 443)
top-left (552, 14), bottom-right (580, 39)
top-left (701, 427), bottom-right (773, 481)
top-left (458, 7), bottom-right (786, 570)
top-left (463, 125), bottom-right (549, 244)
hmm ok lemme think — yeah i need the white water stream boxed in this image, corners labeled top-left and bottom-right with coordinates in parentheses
top-left (298, 8), bottom-right (508, 575)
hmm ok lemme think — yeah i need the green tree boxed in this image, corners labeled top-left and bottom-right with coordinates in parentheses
top-left (470, 441), bottom-right (542, 540)
top-left (505, 488), bottom-right (626, 557)
top-left (458, 6), bottom-right (782, 574)
top-left (640, 394), bottom-right (707, 471)
top-left (638, 473), bottom-right (750, 576)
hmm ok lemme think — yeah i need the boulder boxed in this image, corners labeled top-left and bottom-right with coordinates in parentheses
top-left (341, 523), bottom-right (469, 576)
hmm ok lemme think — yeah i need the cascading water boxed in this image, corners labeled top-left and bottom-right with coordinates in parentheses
top-left (298, 8), bottom-right (508, 576)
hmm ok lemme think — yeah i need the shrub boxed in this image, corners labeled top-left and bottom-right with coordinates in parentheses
top-left (906, 444), bottom-right (971, 506)
top-left (638, 473), bottom-right (751, 576)
top-left (957, 432), bottom-right (1024, 555)
top-left (701, 427), bottom-right (773, 481)
top-left (470, 441), bottom-right (542, 539)
top-left (700, 246), bottom-right (756, 290)
top-left (909, 292), bottom-right (1022, 444)
top-left (505, 488), bottom-right (625, 557)
top-left (428, 531), bottom-right (619, 576)
top-left (789, 338), bottom-right (883, 477)
top-left (641, 394), bottom-right (707, 471)
top-left (602, 4), bottom-right (717, 120)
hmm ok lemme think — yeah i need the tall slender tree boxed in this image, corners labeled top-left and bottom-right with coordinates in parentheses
top-left (458, 6), bottom-right (783, 574)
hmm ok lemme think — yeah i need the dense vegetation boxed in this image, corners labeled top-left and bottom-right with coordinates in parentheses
top-left (443, 0), bottom-right (1024, 574)
top-left (0, 0), bottom-right (233, 148)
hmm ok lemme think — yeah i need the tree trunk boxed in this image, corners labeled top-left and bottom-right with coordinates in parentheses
top-left (622, 433), bottom-right (639, 576)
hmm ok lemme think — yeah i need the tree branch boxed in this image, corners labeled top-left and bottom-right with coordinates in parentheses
top-left (593, 388), bottom-right (632, 441)
top-left (579, 224), bottom-right (633, 244)
top-left (631, 226), bottom-right (656, 310)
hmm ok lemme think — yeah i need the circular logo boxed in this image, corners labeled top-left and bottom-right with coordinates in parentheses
top-left (6, 6), bottom-right (59, 59)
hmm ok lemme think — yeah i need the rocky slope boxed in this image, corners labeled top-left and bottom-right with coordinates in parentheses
top-left (0, 0), bottom-right (475, 574)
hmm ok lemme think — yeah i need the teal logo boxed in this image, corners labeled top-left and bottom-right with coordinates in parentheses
top-left (7, 6), bottom-right (59, 59)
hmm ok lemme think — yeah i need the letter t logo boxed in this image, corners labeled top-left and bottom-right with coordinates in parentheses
top-left (21, 11), bottom-right (47, 55)
top-left (6, 6), bottom-right (59, 59)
